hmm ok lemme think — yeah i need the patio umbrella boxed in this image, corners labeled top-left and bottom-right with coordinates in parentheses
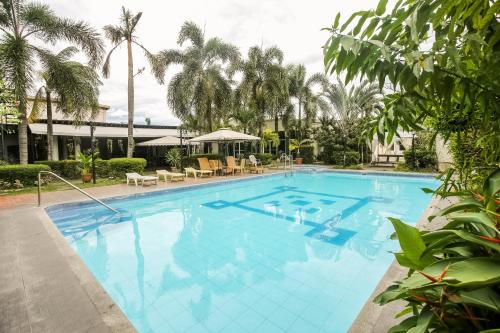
top-left (189, 128), bottom-right (260, 156)
top-left (136, 136), bottom-right (184, 146)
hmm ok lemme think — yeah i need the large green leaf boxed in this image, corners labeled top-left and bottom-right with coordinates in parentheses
top-left (431, 198), bottom-right (483, 219)
top-left (407, 310), bottom-right (433, 333)
top-left (389, 218), bottom-right (434, 269)
top-left (456, 288), bottom-right (500, 313)
top-left (444, 211), bottom-right (499, 234)
top-left (444, 257), bottom-right (500, 287)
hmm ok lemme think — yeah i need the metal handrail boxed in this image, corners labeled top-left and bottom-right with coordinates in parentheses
top-left (38, 171), bottom-right (119, 213)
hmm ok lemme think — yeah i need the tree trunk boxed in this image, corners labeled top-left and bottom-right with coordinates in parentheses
top-left (274, 115), bottom-right (279, 132)
top-left (206, 100), bottom-right (213, 132)
top-left (343, 135), bottom-right (347, 167)
top-left (127, 40), bottom-right (135, 158)
top-left (18, 99), bottom-right (28, 165)
top-left (46, 90), bottom-right (54, 161)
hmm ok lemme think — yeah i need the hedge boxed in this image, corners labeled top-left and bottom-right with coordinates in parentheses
top-left (0, 164), bottom-right (50, 187)
top-left (325, 151), bottom-right (360, 165)
top-left (35, 160), bottom-right (80, 178)
top-left (403, 149), bottom-right (437, 169)
top-left (296, 146), bottom-right (314, 164)
top-left (108, 158), bottom-right (147, 177)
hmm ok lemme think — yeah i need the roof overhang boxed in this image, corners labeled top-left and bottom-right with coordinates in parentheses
top-left (29, 123), bottom-right (182, 138)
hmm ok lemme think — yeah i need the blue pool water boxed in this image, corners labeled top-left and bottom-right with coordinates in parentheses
top-left (47, 171), bottom-right (438, 333)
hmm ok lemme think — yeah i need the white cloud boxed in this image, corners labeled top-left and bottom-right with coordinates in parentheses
top-left (46, 0), bottom-right (382, 126)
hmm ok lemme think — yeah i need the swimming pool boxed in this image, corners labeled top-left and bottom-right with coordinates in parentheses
top-left (46, 171), bottom-right (438, 333)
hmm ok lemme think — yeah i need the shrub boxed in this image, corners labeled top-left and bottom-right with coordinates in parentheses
top-left (324, 150), bottom-right (360, 165)
top-left (0, 164), bottom-right (50, 188)
top-left (403, 149), bottom-right (437, 170)
top-left (298, 146), bottom-right (314, 164)
top-left (254, 153), bottom-right (276, 165)
top-left (108, 158), bottom-right (147, 178)
top-left (0, 160), bottom-right (8, 166)
top-left (95, 159), bottom-right (110, 178)
top-left (34, 160), bottom-right (80, 178)
top-left (181, 154), bottom-right (224, 168)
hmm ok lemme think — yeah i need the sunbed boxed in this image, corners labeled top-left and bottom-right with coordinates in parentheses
top-left (156, 170), bottom-right (185, 182)
top-left (226, 156), bottom-right (244, 175)
top-left (126, 172), bottom-right (158, 186)
top-left (184, 167), bottom-right (213, 179)
top-left (198, 158), bottom-right (215, 176)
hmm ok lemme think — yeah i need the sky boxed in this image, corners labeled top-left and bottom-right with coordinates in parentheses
top-left (47, 0), bottom-right (381, 125)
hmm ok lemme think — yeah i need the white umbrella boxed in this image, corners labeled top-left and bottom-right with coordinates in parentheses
top-left (188, 128), bottom-right (260, 143)
top-left (137, 136), bottom-right (195, 146)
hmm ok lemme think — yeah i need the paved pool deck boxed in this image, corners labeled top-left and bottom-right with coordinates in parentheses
top-left (0, 168), bottom-right (445, 332)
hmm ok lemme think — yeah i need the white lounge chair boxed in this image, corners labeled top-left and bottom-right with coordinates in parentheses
top-left (248, 155), bottom-right (264, 174)
top-left (126, 172), bottom-right (158, 186)
top-left (156, 170), bottom-right (185, 182)
top-left (184, 167), bottom-right (213, 179)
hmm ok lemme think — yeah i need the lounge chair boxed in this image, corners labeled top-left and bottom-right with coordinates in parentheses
top-left (198, 158), bottom-right (215, 176)
top-left (156, 170), bottom-right (185, 182)
top-left (184, 167), bottom-right (213, 179)
top-left (209, 159), bottom-right (223, 175)
top-left (225, 156), bottom-right (243, 175)
top-left (248, 155), bottom-right (264, 174)
top-left (126, 172), bottom-right (158, 186)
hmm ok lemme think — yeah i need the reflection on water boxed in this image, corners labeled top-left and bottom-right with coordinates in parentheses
top-left (48, 172), bottom-right (438, 333)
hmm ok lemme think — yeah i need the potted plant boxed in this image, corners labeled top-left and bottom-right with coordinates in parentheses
top-left (165, 148), bottom-right (182, 172)
top-left (78, 152), bottom-right (93, 183)
top-left (289, 139), bottom-right (313, 165)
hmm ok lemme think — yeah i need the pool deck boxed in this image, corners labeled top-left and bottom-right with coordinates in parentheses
top-left (0, 168), bottom-right (445, 332)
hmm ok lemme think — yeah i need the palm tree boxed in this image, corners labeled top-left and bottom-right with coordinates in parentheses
top-left (103, 7), bottom-right (154, 158)
top-left (287, 64), bottom-right (329, 139)
top-left (30, 47), bottom-right (101, 160)
top-left (0, 0), bottom-right (103, 164)
top-left (325, 79), bottom-right (382, 165)
top-left (238, 46), bottom-right (285, 137)
top-left (151, 21), bottom-right (240, 133)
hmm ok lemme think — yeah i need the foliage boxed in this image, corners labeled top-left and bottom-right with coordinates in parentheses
top-left (262, 129), bottom-right (280, 153)
top-left (289, 138), bottom-right (314, 156)
top-left (298, 146), bottom-right (315, 164)
top-left (325, 151), bottom-right (360, 166)
top-left (404, 149), bottom-right (437, 170)
top-left (108, 158), bottom-right (146, 178)
top-left (237, 45), bottom-right (286, 136)
top-left (0, 79), bottom-right (19, 122)
top-left (0, 0), bottom-right (104, 164)
top-left (34, 160), bottom-right (80, 178)
top-left (323, 0), bottom-right (500, 170)
top-left (151, 21), bottom-right (239, 133)
top-left (95, 159), bottom-right (110, 178)
top-left (375, 169), bottom-right (500, 332)
top-left (0, 163), bottom-right (50, 187)
top-left (287, 64), bottom-right (329, 136)
top-left (78, 152), bottom-right (93, 175)
top-left (165, 148), bottom-right (182, 169)
top-left (254, 153), bottom-right (276, 165)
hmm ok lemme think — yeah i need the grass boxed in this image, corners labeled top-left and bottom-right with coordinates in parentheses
top-left (0, 177), bottom-right (126, 196)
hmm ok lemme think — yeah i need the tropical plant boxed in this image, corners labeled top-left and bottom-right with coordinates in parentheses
top-left (238, 45), bottom-right (285, 137)
top-left (287, 64), bottom-right (329, 138)
top-left (165, 148), bottom-right (182, 170)
top-left (262, 128), bottom-right (280, 154)
top-left (375, 169), bottom-right (500, 332)
top-left (324, 79), bottom-right (381, 165)
top-left (31, 47), bottom-right (101, 161)
top-left (151, 21), bottom-right (239, 133)
top-left (0, 0), bottom-right (103, 164)
top-left (103, 6), bottom-right (154, 158)
top-left (78, 151), bottom-right (92, 175)
top-left (289, 138), bottom-right (314, 156)
top-left (323, 0), bottom-right (500, 171)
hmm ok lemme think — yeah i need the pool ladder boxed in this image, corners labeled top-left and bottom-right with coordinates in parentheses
top-left (37, 171), bottom-right (119, 213)
top-left (280, 154), bottom-right (295, 176)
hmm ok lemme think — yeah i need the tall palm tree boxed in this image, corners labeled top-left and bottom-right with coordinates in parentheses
top-left (287, 64), bottom-right (329, 139)
top-left (151, 21), bottom-right (239, 133)
top-left (238, 46), bottom-right (285, 137)
top-left (325, 78), bottom-right (382, 165)
top-left (31, 47), bottom-right (101, 160)
top-left (0, 0), bottom-right (104, 164)
top-left (103, 7), bottom-right (154, 157)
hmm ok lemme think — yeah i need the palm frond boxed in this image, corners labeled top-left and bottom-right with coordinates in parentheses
top-left (103, 24), bottom-right (124, 44)
top-left (101, 41), bottom-right (123, 78)
top-left (28, 85), bottom-right (45, 122)
top-left (178, 21), bottom-right (204, 48)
